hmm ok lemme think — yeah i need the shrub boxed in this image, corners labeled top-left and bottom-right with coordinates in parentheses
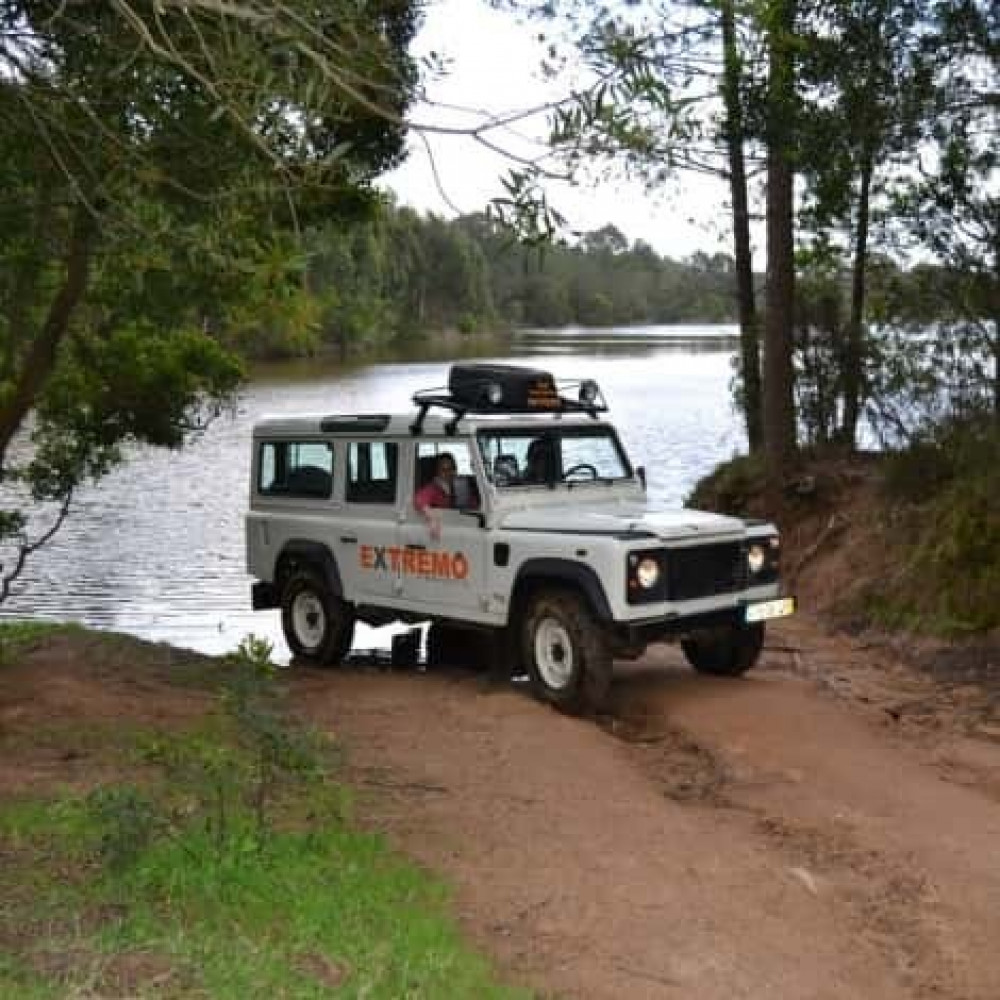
top-left (687, 454), bottom-right (768, 516)
top-left (875, 417), bottom-right (1000, 634)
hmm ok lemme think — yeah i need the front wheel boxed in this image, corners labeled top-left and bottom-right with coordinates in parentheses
top-left (521, 590), bottom-right (612, 714)
top-left (281, 569), bottom-right (355, 666)
top-left (681, 622), bottom-right (764, 677)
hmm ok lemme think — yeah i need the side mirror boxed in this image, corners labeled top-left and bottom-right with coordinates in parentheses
top-left (636, 466), bottom-right (647, 490)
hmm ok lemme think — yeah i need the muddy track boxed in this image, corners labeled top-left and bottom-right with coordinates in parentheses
top-left (294, 615), bottom-right (1000, 1000)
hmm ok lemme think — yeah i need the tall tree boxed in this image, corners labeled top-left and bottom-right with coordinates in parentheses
top-left (721, 0), bottom-right (763, 451)
top-left (899, 0), bottom-right (999, 423)
top-left (796, 0), bottom-right (935, 447)
top-left (0, 0), bottom-right (419, 599)
top-left (491, 0), bottom-right (769, 452)
top-left (762, 0), bottom-right (798, 475)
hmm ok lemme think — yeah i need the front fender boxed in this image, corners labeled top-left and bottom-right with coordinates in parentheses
top-left (511, 558), bottom-right (614, 623)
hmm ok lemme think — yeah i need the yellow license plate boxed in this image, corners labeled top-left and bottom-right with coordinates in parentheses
top-left (745, 597), bottom-right (796, 623)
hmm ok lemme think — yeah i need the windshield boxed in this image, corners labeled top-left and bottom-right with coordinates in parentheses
top-left (477, 426), bottom-right (633, 487)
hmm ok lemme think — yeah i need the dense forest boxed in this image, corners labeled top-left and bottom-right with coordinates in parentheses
top-left (242, 204), bottom-right (976, 366)
top-left (240, 209), bottom-right (744, 358)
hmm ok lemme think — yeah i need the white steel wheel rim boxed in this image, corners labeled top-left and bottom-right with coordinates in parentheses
top-left (292, 590), bottom-right (326, 650)
top-left (534, 616), bottom-right (575, 690)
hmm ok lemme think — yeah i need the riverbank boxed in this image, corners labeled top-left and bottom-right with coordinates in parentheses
top-left (247, 326), bottom-right (514, 367)
top-left (5, 606), bottom-right (1000, 997)
top-left (0, 624), bottom-right (525, 999)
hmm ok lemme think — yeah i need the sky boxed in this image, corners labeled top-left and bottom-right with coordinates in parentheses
top-left (382, 0), bottom-right (734, 261)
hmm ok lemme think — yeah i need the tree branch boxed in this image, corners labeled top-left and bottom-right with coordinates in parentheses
top-left (0, 488), bottom-right (75, 604)
top-left (0, 204), bottom-right (99, 469)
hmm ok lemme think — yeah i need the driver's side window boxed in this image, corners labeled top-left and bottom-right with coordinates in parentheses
top-left (414, 441), bottom-right (480, 510)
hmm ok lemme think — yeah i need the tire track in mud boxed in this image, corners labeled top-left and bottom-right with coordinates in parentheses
top-left (604, 640), bottom-right (1000, 1000)
top-left (300, 667), bottom-right (921, 1000)
top-left (290, 621), bottom-right (1000, 1000)
top-left (600, 700), bottom-right (955, 998)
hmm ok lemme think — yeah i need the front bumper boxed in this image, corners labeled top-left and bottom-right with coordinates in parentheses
top-left (620, 595), bottom-right (796, 645)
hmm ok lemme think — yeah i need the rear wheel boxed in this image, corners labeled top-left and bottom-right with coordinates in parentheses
top-left (681, 623), bottom-right (764, 677)
top-left (281, 569), bottom-right (355, 666)
top-left (521, 589), bottom-right (612, 714)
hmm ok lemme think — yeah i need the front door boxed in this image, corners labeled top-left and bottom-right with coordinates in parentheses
top-left (398, 440), bottom-right (488, 622)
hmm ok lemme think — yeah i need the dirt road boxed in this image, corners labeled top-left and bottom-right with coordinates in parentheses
top-left (295, 616), bottom-right (1000, 1000)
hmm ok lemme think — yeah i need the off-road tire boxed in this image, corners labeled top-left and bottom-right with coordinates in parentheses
top-left (681, 622), bottom-right (764, 677)
top-left (520, 589), bottom-right (612, 714)
top-left (281, 569), bottom-right (355, 666)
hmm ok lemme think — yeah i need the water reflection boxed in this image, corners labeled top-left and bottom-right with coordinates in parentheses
top-left (1, 325), bottom-right (745, 659)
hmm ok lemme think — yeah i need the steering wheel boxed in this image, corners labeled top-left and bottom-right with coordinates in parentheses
top-left (561, 462), bottom-right (599, 481)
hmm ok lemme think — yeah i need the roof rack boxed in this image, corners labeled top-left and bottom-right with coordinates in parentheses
top-left (410, 364), bottom-right (607, 435)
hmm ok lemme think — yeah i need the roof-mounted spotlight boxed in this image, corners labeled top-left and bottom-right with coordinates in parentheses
top-left (579, 379), bottom-right (599, 404)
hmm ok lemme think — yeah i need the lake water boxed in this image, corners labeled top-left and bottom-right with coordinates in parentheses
top-left (2, 325), bottom-right (745, 657)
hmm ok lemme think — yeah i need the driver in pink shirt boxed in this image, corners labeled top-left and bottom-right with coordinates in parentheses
top-left (414, 452), bottom-right (457, 540)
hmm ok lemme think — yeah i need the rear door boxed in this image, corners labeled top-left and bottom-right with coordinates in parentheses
top-left (340, 439), bottom-right (401, 604)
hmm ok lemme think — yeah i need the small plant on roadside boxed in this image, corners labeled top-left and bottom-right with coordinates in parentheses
top-left (87, 634), bottom-right (338, 869)
top-left (219, 633), bottom-right (333, 839)
top-left (86, 784), bottom-right (165, 871)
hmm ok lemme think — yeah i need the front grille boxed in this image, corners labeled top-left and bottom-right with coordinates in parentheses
top-left (667, 542), bottom-right (745, 601)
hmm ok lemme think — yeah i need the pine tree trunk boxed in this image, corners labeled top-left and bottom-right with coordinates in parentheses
top-left (841, 148), bottom-right (873, 448)
top-left (763, 0), bottom-right (798, 482)
top-left (721, 0), bottom-right (762, 454)
top-left (993, 237), bottom-right (1000, 425)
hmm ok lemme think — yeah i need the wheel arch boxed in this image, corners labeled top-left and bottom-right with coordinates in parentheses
top-left (275, 540), bottom-right (345, 598)
top-left (509, 558), bottom-right (613, 625)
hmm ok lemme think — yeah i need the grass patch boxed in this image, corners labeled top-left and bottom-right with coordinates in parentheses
top-left (1, 797), bottom-right (524, 999)
top-left (0, 637), bottom-right (528, 999)
top-left (872, 418), bottom-right (1000, 635)
top-left (0, 620), bottom-right (78, 665)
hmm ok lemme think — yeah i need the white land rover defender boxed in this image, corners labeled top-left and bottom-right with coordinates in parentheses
top-left (246, 364), bottom-right (795, 714)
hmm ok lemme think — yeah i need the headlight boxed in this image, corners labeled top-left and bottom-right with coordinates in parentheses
top-left (747, 536), bottom-right (780, 576)
top-left (636, 556), bottom-right (660, 589)
top-left (486, 383), bottom-right (503, 405)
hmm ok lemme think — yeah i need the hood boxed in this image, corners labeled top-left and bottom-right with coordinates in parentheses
top-left (496, 502), bottom-right (748, 541)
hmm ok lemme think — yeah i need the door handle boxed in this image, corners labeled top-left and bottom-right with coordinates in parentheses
top-left (340, 536), bottom-right (358, 544)
top-left (405, 543), bottom-right (426, 551)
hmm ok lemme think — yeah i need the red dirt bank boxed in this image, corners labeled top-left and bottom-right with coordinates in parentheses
top-left (3, 616), bottom-right (1000, 999)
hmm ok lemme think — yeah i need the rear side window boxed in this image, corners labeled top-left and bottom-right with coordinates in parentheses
top-left (257, 441), bottom-right (333, 498)
top-left (346, 441), bottom-right (398, 504)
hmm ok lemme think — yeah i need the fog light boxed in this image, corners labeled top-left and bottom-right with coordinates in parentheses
top-left (486, 383), bottom-right (503, 405)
